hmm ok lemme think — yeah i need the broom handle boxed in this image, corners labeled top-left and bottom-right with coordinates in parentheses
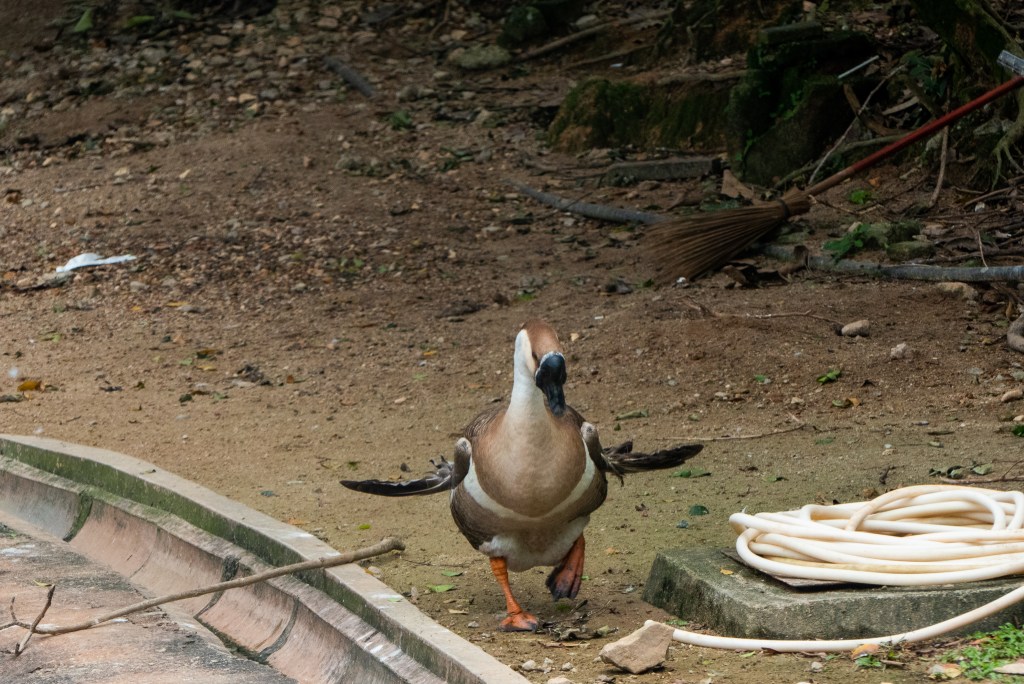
top-left (804, 76), bottom-right (1024, 197)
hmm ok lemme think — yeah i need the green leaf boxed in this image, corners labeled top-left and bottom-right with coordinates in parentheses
top-left (440, 570), bottom-right (463, 577)
top-left (124, 15), bottom-right (155, 28)
top-left (357, 523), bottom-right (371, 530)
top-left (671, 468), bottom-right (710, 478)
top-left (817, 368), bottom-right (842, 384)
top-left (972, 463), bottom-right (994, 475)
top-left (848, 189), bottom-right (872, 205)
top-left (72, 8), bottom-right (94, 33)
top-left (753, 374), bottom-right (770, 384)
top-left (427, 584), bottom-right (455, 593)
top-left (688, 504), bottom-right (709, 516)
top-left (387, 110), bottom-right (413, 130)
top-left (614, 409), bottom-right (648, 420)
top-left (1013, 425), bottom-right (1024, 437)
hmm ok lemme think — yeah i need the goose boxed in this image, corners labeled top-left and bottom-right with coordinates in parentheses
top-left (342, 319), bottom-right (702, 631)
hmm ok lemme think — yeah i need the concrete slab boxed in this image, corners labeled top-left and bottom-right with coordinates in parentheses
top-left (0, 513), bottom-right (297, 684)
top-left (644, 548), bottom-right (1024, 640)
top-left (0, 434), bottom-right (528, 684)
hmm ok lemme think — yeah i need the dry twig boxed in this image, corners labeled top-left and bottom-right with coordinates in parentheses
top-left (519, 10), bottom-right (671, 61)
top-left (14, 585), bottom-right (54, 656)
top-left (8, 537), bottom-right (403, 644)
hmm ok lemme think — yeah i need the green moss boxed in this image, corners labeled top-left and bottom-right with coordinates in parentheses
top-left (548, 78), bottom-right (733, 152)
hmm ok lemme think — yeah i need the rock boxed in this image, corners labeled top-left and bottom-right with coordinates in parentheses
top-left (546, 677), bottom-right (574, 684)
top-left (1001, 388), bottom-right (1023, 403)
top-left (841, 319), bottom-right (870, 337)
top-left (207, 35), bottom-right (231, 48)
top-left (449, 44), bottom-right (512, 70)
top-left (886, 239), bottom-right (935, 261)
top-left (598, 621), bottom-right (674, 674)
top-left (936, 281), bottom-right (978, 301)
top-left (139, 46), bottom-right (167, 66)
top-left (316, 16), bottom-right (339, 30)
top-left (520, 659), bottom-right (537, 672)
top-left (889, 342), bottom-right (910, 360)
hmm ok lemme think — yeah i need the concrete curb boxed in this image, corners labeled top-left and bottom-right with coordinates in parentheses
top-left (645, 547), bottom-right (1024, 640)
top-left (0, 434), bottom-right (528, 684)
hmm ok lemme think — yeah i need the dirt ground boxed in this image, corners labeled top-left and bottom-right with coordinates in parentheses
top-left (3, 2), bottom-right (1024, 683)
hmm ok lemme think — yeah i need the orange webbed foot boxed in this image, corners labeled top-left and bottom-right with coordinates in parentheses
top-left (546, 535), bottom-right (586, 600)
top-left (499, 610), bottom-right (540, 632)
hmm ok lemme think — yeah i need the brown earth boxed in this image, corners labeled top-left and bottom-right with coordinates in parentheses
top-left (2, 3), bottom-right (1024, 683)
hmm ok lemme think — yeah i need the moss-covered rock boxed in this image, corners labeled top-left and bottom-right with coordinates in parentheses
top-left (725, 29), bottom-right (875, 184)
top-left (548, 77), bottom-right (736, 153)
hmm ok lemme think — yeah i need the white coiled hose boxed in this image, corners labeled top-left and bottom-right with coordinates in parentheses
top-left (651, 484), bottom-right (1024, 652)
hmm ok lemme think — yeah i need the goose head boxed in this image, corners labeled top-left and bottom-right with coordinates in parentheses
top-left (514, 319), bottom-right (567, 417)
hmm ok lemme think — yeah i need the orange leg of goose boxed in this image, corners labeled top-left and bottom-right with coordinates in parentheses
top-left (489, 557), bottom-right (539, 631)
top-left (546, 535), bottom-right (586, 600)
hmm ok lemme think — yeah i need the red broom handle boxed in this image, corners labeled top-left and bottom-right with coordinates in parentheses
top-left (805, 76), bottom-right (1024, 196)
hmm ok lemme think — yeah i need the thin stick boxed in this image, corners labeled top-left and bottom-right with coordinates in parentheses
top-left (14, 537), bottom-right (403, 638)
top-left (680, 298), bottom-right (843, 326)
top-left (702, 422), bottom-right (808, 442)
top-left (929, 126), bottom-right (949, 209)
top-left (809, 67), bottom-right (902, 186)
top-left (14, 585), bottom-right (54, 655)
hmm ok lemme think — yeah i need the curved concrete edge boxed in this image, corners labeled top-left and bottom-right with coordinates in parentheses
top-left (0, 434), bottom-right (528, 684)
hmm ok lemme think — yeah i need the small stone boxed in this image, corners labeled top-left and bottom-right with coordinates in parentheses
top-left (1001, 388), bottom-right (1024, 403)
top-left (841, 319), bottom-right (870, 337)
top-left (886, 239), bottom-right (935, 261)
top-left (128, 281), bottom-right (148, 293)
top-left (520, 659), bottom-right (537, 672)
top-left (889, 342), bottom-right (909, 360)
top-left (466, 620), bottom-right (479, 628)
top-left (139, 46), bottom-right (167, 65)
top-left (561, 661), bottom-right (573, 671)
top-left (810, 660), bottom-right (824, 672)
top-left (546, 677), bottom-right (573, 684)
top-left (598, 621), bottom-right (674, 674)
top-left (238, 92), bottom-right (258, 105)
top-left (936, 281), bottom-right (978, 301)
top-left (448, 44), bottom-right (511, 70)
top-left (316, 16), bottom-right (339, 29)
top-left (207, 35), bottom-right (231, 48)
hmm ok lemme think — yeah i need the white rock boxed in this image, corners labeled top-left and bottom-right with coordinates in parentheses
top-left (598, 621), bottom-right (674, 674)
top-left (546, 677), bottom-right (574, 684)
top-left (889, 342), bottom-right (910, 360)
top-left (936, 281), bottom-right (978, 301)
top-left (1001, 388), bottom-right (1023, 403)
top-left (841, 319), bottom-right (870, 337)
top-left (520, 659), bottom-right (537, 672)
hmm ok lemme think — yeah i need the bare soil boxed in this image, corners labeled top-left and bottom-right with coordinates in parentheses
top-left (2, 3), bottom-right (1024, 683)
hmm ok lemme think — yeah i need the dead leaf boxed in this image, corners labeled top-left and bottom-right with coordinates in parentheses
top-left (17, 379), bottom-right (41, 392)
top-left (720, 568), bottom-right (734, 576)
top-left (851, 643), bottom-right (879, 659)
top-left (285, 518), bottom-right (308, 525)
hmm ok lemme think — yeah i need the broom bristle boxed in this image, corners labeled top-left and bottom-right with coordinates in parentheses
top-left (645, 188), bottom-right (811, 282)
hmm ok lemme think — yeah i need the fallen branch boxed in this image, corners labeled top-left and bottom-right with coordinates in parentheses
top-left (10, 537), bottom-right (404, 641)
top-left (518, 9), bottom-right (672, 61)
top-left (324, 57), bottom-right (375, 98)
top-left (14, 585), bottom-right (54, 656)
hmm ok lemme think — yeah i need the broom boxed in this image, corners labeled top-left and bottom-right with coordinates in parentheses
top-left (645, 73), bottom-right (1024, 282)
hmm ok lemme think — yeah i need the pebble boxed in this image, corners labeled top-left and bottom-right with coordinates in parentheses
top-left (840, 319), bottom-right (870, 337)
top-left (889, 342), bottom-right (909, 360)
top-left (520, 659), bottom-right (537, 672)
top-left (546, 677), bottom-right (573, 684)
top-left (1001, 388), bottom-right (1023, 403)
top-left (936, 281), bottom-right (978, 301)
